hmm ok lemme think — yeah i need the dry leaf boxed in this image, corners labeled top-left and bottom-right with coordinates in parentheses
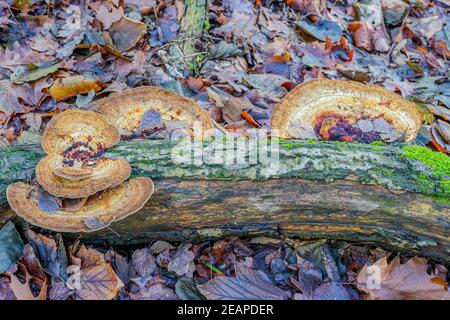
top-left (25, 230), bottom-right (67, 279)
top-left (198, 262), bottom-right (291, 300)
top-left (109, 16), bottom-right (147, 52)
top-left (357, 256), bottom-right (450, 300)
top-left (0, 276), bottom-right (15, 300)
top-left (9, 245), bottom-right (48, 300)
top-left (9, 272), bottom-right (46, 300)
top-left (49, 75), bottom-right (104, 100)
top-left (70, 245), bottom-right (124, 300)
top-left (96, 4), bottom-right (124, 30)
top-left (168, 243), bottom-right (195, 277)
top-left (149, 240), bottom-right (175, 255)
top-left (131, 248), bottom-right (156, 278)
top-left (129, 282), bottom-right (178, 300)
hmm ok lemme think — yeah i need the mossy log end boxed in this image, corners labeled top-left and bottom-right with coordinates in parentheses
top-left (0, 140), bottom-right (449, 263)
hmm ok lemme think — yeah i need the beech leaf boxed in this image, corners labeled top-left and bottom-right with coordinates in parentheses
top-left (49, 75), bottom-right (104, 101)
top-left (71, 245), bottom-right (124, 300)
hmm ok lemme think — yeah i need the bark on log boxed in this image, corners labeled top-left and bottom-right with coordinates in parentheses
top-left (0, 140), bottom-right (449, 263)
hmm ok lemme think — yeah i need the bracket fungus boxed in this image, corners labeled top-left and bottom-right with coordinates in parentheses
top-left (35, 155), bottom-right (131, 198)
top-left (95, 86), bottom-right (214, 139)
top-left (6, 177), bottom-right (154, 233)
top-left (37, 110), bottom-right (130, 198)
top-left (271, 79), bottom-right (422, 143)
top-left (6, 109), bottom-right (154, 232)
top-left (42, 109), bottom-right (120, 154)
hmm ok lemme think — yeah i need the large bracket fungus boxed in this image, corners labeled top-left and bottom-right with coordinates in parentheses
top-left (37, 110), bottom-right (130, 198)
top-left (271, 79), bottom-right (422, 143)
top-left (95, 86), bottom-right (214, 139)
top-left (6, 109), bottom-right (154, 232)
top-left (6, 177), bottom-right (154, 233)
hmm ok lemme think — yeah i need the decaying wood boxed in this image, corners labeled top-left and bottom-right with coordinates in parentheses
top-left (2, 178), bottom-right (449, 264)
top-left (0, 140), bottom-right (448, 263)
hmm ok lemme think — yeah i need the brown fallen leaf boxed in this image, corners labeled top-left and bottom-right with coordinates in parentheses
top-left (9, 271), bottom-right (46, 300)
top-left (0, 82), bottom-right (30, 116)
top-left (109, 16), bottom-right (147, 52)
top-left (96, 3), bottom-right (124, 30)
top-left (241, 111), bottom-right (261, 128)
top-left (9, 245), bottom-right (48, 300)
top-left (357, 256), bottom-right (450, 300)
top-left (348, 22), bottom-right (373, 51)
top-left (25, 230), bottom-right (67, 279)
top-left (49, 75), bottom-right (105, 100)
top-left (198, 262), bottom-right (291, 300)
top-left (70, 244), bottom-right (124, 300)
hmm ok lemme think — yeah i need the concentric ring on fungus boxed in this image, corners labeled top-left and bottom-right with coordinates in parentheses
top-left (36, 109), bottom-right (131, 198)
top-left (271, 79), bottom-right (422, 142)
top-left (42, 109), bottom-right (120, 154)
top-left (95, 86), bottom-right (214, 139)
top-left (35, 155), bottom-right (131, 198)
top-left (6, 177), bottom-right (154, 233)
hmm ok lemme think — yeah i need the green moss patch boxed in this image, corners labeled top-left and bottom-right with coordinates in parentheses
top-left (402, 146), bottom-right (450, 177)
top-left (402, 146), bottom-right (450, 201)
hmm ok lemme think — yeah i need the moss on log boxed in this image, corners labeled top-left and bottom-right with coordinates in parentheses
top-left (0, 139), bottom-right (448, 263)
top-left (0, 140), bottom-right (448, 206)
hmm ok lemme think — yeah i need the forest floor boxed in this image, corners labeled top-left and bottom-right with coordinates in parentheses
top-left (0, 0), bottom-right (449, 300)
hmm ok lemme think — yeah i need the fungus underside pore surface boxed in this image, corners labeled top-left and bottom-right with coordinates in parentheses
top-left (0, 140), bottom-right (448, 207)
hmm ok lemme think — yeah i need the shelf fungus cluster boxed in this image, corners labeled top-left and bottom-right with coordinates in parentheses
top-left (95, 86), bottom-right (214, 139)
top-left (6, 110), bottom-right (154, 233)
top-left (271, 79), bottom-right (422, 143)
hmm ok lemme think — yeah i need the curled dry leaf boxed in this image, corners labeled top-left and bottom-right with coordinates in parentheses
top-left (9, 245), bottom-right (48, 300)
top-left (9, 270), bottom-right (47, 300)
top-left (49, 75), bottom-right (105, 101)
top-left (357, 256), bottom-right (450, 300)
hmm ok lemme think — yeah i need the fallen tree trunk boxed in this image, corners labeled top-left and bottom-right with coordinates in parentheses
top-left (0, 140), bottom-right (449, 263)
